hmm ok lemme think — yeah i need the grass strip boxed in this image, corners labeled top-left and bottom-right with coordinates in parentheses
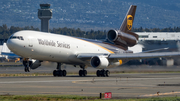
top-left (0, 95), bottom-right (180, 101)
top-left (0, 95), bottom-right (97, 101)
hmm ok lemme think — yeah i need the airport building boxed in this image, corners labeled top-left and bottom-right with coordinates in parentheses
top-left (137, 32), bottom-right (180, 52)
top-left (128, 32), bottom-right (180, 66)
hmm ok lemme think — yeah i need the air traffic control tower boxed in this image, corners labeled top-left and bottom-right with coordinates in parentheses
top-left (38, 4), bottom-right (52, 32)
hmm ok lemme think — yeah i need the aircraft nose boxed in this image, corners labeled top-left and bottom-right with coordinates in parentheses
top-left (6, 38), bottom-right (14, 50)
top-left (6, 37), bottom-right (19, 52)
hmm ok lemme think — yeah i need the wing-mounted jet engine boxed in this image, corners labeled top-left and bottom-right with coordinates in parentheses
top-left (23, 58), bottom-right (42, 72)
top-left (107, 5), bottom-right (138, 50)
top-left (90, 56), bottom-right (109, 69)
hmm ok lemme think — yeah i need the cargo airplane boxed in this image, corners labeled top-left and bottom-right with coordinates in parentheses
top-left (6, 5), bottom-right (180, 77)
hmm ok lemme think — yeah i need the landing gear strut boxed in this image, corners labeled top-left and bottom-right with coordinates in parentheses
top-left (79, 65), bottom-right (87, 77)
top-left (53, 63), bottom-right (67, 77)
top-left (96, 70), bottom-right (110, 77)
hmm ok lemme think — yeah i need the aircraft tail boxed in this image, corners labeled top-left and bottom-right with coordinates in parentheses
top-left (120, 5), bottom-right (137, 32)
top-left (1, 43), bottom-right (11, 53)
top-left (107, 5), bottom-right (138, 50)
top-left (1, 43), bottom-right (19, 57)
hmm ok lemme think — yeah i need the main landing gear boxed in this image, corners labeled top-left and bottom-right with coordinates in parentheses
top-left (96, 70), bottom-right (110, 77)
top-left (53, 63), bottom-right (67, 77)
top-left (52, 63), bottom-right (110, 77)
top-left (79, 65), bottom-right (87, 77)
top-left (79, 69), bottom-right (87, 76)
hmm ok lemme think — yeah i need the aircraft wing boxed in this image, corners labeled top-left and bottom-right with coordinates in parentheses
top-left (77, 52), bottom-right (180, 60)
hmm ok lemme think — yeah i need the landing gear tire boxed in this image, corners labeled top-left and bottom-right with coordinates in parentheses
top-left (53, 70), bottom-right (57, 77)
top-left (79, 70), bottom-right (82, 76)
top-left (62, 70), bottom-right (67, 76)
top-left (83, 70), bottom-right (87, 76)
top-left (101, 70), bottom-right (106, 77)
top-left (53, 70), bottom-right (67, 77)
top-left (105, 70), bottom-right (110, 77)
top-left (96, 70), bottom-right (110, 77)
top-left (79, 70), bottom-right (87, 77)
top-left (53, 63), bottom-right (67, 77)
top-left (96, 70), bottom-right (101, 77)
top-left (57, 70), bottom-right (62, 77)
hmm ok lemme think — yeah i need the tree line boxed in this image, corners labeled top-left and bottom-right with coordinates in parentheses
top-left (1, 24), bottom-right (180, 39)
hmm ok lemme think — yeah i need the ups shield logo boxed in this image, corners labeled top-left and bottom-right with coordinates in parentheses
top-left (127, 15), bottom-right (133, 30)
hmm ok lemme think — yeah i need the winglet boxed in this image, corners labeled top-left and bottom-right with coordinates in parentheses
top-left (120, 5), bottom-right (137, 32)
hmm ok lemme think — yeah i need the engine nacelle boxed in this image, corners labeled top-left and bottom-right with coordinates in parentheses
top-left (23, 59), bottom-right (41, 69)
top-left (23, 59), bottom-right (41, 70)
top-left (29, 59), bottom-right (41, 69)
top-left (107, 29), bottom-right (138, 47)
top-left (90, 56), bottom-right (109, 69)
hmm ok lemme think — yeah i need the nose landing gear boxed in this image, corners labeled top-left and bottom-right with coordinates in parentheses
top-left (23, 58), bottom-right (30, 72)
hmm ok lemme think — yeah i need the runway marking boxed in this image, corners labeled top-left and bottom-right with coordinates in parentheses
top-left (0, 84), bottom-right (149, 89)
top-left (140, 91), bottom-right (180, 97)
top-left (1, 77), bottom-right (178, 84)
top-left (0, 78), bottom-right (126, 84)
top-left (0, 80), bottom-right (75, 84)
top-left (0, 78), bottom-right (117, 84)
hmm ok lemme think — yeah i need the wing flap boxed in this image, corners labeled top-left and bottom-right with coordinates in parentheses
top-left (77, 53), bottom-right (110, 59)
top-left (142, 47), bottom-right (169, 53)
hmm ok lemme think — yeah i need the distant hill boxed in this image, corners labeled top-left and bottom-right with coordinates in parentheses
top-left (1, 0), bottom-right (180, 30)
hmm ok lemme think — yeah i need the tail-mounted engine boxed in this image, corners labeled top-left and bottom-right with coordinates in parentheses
top-left (90, 56), bottom-right (109, 69)
top-left (107, 5), bottom-right (138, 49)
top-left (107, 29), bottom-right (138, 48)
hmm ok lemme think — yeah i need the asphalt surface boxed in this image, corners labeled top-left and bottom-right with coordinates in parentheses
top-left (0, 65), bottom-right (180, 98)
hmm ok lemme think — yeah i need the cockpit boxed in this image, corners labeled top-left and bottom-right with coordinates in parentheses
top-left (9, 36), bottom-right (24, 40)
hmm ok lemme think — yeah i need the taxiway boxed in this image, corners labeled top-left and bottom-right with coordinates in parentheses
top-left (0, 72), bottom-right (180, 98)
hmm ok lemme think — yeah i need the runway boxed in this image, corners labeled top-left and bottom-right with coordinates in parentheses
top-left (0, 73), bottom-right (180, 98)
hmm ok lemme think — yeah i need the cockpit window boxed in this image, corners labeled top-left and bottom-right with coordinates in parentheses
top-left (10, 36), bottom-right (24, 40)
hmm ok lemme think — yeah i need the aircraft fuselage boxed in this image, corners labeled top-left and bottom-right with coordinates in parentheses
top-left (7, 30), bottom-right (125, 67)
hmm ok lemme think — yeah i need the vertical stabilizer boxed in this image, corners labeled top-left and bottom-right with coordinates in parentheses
top-left (1, 43), bottom-right (19, 57)
top-left (120, 5), bottom-right (137, 32)
top-left (107, 5), bottom-right (138, 50)
top-left (1, 43), bottom-right (11, 53)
